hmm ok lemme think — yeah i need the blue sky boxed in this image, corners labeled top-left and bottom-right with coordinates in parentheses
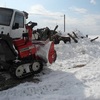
top-left (0, 0), bottom-right (100, 35)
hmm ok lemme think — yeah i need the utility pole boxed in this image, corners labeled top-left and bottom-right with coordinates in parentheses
top-left (64, 14), bottom-right (65, 32)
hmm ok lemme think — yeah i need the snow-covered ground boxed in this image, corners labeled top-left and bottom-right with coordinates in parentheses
top-left (0, 35), bottom-right (100, 100)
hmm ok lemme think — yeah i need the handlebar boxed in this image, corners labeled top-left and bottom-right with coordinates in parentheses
top-left (26, 21), bottom-right (37, 28)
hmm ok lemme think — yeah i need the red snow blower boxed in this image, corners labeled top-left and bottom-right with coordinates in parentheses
top-left (0, 21), bottom-right (57, 78)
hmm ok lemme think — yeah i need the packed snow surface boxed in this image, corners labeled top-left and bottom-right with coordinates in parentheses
top-left (0, 35), bottom-right (100, 100)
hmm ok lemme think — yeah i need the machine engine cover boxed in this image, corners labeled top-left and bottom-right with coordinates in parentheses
top-left (13, 39), bottom-right (37, 58)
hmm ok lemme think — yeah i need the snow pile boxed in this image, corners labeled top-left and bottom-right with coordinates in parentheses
top-left (0, 36), bottom-right (100, 100)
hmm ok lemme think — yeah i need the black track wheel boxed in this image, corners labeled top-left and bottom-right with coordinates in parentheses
top-left (15, 65), bottom-right (24, 78)
top-left (31, 60), bottom-right (43, 74)
top-left (9, 63), bottom-right (25, 79)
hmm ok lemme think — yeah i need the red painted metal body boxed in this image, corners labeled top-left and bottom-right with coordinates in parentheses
top-left (13, 39), bottom-right (37, 58)
top-left (13, 22), bottom-right (56, 64)
top-left (48, 42), bottom-right (55, 64)
top-left (13, 23), bottom-right (37, 58)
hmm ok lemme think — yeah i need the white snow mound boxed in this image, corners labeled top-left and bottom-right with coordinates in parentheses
top-left (0, 36), bottom-right (100, 100)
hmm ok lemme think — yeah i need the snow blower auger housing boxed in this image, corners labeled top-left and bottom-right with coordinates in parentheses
top-left (0, 7), bottom-right (57, 79)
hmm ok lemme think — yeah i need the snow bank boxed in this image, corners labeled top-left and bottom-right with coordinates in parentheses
top-left (0, 36), bottom-right (100, 100)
